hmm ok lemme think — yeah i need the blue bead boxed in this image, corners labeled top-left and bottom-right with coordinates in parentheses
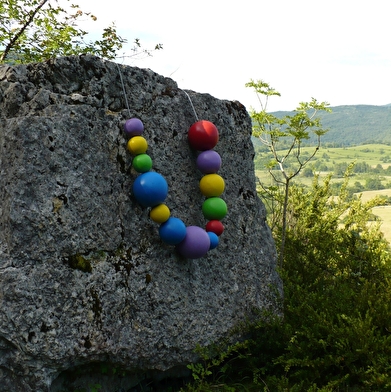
top-left (207, 231), bottom-right (219, 250)
top-left (159, 217), bottom-right (187, 245)
top-left (133, 172), bottom-right (168, 207)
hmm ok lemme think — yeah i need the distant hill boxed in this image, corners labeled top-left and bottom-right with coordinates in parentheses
top-left (269, 104), bottom-right (391, 147)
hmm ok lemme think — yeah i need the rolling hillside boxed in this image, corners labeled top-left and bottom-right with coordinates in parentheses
top-left (269, 104), bottom-right (391, 146)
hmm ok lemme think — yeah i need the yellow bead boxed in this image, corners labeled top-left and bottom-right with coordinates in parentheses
top-left (127, 136), bottom-right (148, 155)
top-left (150, 204), bottom-right (171, 223)
top-left (199, 174), bottom-right (225, 197)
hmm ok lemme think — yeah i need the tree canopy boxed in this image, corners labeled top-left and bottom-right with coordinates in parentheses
top-left (0, 0), bottom-right (161, 64)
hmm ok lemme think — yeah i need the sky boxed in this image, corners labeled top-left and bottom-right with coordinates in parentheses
top-left (76, 0), bottom-right (391, 112)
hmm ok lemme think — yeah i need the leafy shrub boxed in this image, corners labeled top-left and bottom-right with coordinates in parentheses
top-left (245, 172), bottom-right (391, 391)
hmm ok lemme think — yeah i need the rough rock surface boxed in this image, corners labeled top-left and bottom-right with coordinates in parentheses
top-left (0, 55), bottom-right (282, 391)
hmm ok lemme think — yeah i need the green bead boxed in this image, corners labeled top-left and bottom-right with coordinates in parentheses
top-left (202, 197), bottom-right (227, 220)
top-left (132, 154), bottom-right (153, 173)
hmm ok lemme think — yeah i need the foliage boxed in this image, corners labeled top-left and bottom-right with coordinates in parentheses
top-left (75, 384), bottom-right (102, 392)
top-left (246, 79), bottom-right (330, 267)
top-left (0, 0), bottom-right (162, 64)
top-left (246, 170), bottom-right (391, 390)
top-left (182, 341), bottom-right (251, 392)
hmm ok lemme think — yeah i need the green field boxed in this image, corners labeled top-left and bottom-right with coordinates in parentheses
top-left (319, 143), bottom-right (391, 166)
top-left (359, 189), bottom-right (391, 243)
top-left (255, 144), bottom-right (391, 243)
top-left (254, 143), bottom-right (391, 166)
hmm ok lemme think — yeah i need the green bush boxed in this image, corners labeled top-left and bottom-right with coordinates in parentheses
top-left (245, 173), bottom-right (391, 391)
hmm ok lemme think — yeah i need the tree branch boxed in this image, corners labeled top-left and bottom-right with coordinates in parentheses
top-left (0, 0), bottom-right (49, 63)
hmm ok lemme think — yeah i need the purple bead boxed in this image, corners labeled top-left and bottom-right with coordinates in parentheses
top-left (196, 150), bottom-right (222, 174)
top-left (176, 226), bottom-right (211, 259)
top-left (124, 118), bottom-right (144, 137)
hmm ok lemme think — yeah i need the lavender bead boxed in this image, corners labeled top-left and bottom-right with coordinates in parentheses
top-left (124, 118), bottom-right (144, 137)
top-left (176, 226), bottom-right (211, 259)
top-left (196, 150), bottom-right (222, 174)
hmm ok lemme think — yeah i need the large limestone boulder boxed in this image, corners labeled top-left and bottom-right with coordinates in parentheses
top-left (0, 55), bottom-right (281, 391)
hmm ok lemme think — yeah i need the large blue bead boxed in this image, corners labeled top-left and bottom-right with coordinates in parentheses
top-left (159, 217), bottom-right (187, 245)
top-left (133, 172), bottom-right (168, 207)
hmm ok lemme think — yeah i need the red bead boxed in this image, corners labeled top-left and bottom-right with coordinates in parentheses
top-left (188, 120), bottom-right (219, 151)
top-left (205, 220), bottom-right (224, 236)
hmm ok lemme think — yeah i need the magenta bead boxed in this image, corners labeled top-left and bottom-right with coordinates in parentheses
top-left (176, 226), bottom-right (211, 259)
top-left (196, 150), bottom-right (222, 174)
top-left (124, 118), bottom-right (144, 137)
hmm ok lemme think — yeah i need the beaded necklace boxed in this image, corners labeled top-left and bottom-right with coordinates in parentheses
top-left (117, 64), bottom-right (227, 259)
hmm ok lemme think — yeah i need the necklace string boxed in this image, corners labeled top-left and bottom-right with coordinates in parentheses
top-left (181, 89), bottom-right (199, 122)
top-left (116, 63), bottom-right (132, 119)
top-left (116, 63), bottom-right (199, 122)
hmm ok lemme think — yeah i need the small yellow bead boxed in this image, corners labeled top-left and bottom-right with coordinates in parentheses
top-left (127, 136), bottom-right (148, 155)
top-left (150, 204), bottom-right (171, 223)
top-left (199, 174), bottom-right (225, 197)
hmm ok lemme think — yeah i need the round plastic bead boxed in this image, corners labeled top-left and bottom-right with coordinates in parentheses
top-left (206, 220), bottom-right (224, 236)
top-left (202, 197), bottom-right (228, 220)
top-left (199, 174), bottom-right (225, 197)
top-left (133, 172), bottom-right (168, 207)
top-left (132, 154), bottom-right (153, 173)
top-left (196, 150), bottom-right (222, 173)
top-left (150, 204), bottom-right (170, 223)
top-left (207, 232), bottom-right (219, 250)
top-left (124, 118), bottom-right (144, 137)
top-left (159, 217), bottom-right (187, 245)
top-left (127, 136), bottom-right (148, 155)
top-left (176, 226), bottom-right (211, 259)
top-left (188, 120), bottom-right (219, 151)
